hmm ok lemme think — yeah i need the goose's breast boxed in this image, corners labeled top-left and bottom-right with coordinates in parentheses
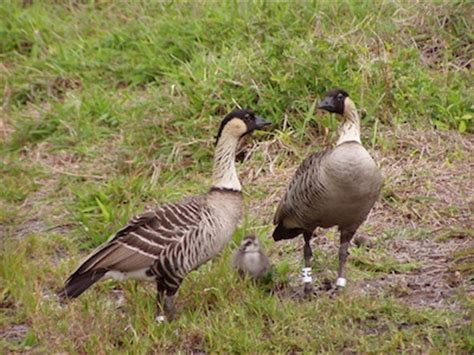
top-left (206, 192), bottom-right (244, 251)
top-left (320, 145), bottom-right (382, 227)
top-left (326, 145), bottom-right (380, 190)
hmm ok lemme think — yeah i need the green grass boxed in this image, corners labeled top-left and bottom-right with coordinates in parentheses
top-left (1, 1), bottom-right (473, 353)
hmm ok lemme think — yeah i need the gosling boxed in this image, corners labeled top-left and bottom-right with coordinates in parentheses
top-left (232, 235), bottom-right (271, 280)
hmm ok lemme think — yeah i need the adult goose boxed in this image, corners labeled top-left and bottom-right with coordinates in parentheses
top-left (59, 109), bottom-right (271, 321)
top-left (272, 88), bottom-right (382, 294)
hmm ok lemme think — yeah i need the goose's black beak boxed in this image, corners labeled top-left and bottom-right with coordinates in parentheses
top-left (255, 116), bottom-right (272, 129)
top-left (318, 96), bottom-right (336, 113)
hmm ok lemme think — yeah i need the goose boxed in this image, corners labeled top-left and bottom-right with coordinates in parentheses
top-left (59, 109), bottom-right (271, 321)
top-left (232, 235), bottom-right (271, 280)
top-left (272, 88), bottom-right (382, 294)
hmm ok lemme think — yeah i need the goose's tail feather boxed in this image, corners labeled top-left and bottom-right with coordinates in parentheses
top-left (58, 269), bottom-right (107, 299)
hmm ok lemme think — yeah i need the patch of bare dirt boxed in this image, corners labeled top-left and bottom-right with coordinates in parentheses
top-left (247, 127), bottom-right (473, 310)
top-left (369, 128), bottom-right (473, 233)
top-left (0, 324), bottom-right (29, 343)
top-left (14, 179), bottom-right (55, 240)
top-left (353, 236), bottom-right (472, 310)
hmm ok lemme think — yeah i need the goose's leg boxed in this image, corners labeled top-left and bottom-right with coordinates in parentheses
top-left (155, 283), bottom-right (166, 322)
top-left (163, 290), bottom-right (176, 321)
top-left (155, 282), bottom-right (169, 323)
top-left (336, 229), bottom-right (355, 289)
top-left (302, 232), bottom-right (313, 296)
top-left (156, 282), bottom-right (177, 322)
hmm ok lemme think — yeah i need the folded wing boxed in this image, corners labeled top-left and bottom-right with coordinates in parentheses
top-left (60, 196), bottom-right (205, 298)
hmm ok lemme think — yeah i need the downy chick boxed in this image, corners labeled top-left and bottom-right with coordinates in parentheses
top-left (232, 235), bottom-right (270, 280)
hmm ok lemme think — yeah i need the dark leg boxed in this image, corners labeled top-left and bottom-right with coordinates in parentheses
top-left (302, 232), bottom-right (313, 296)
top-left (156, 280), bottom-right (178, 322)
top-left (155, 282), bottom-right (166, 322)
top-left (163, 291), bottom-right (176, 321)
top-left (336, 229), bottom-right (355, 288)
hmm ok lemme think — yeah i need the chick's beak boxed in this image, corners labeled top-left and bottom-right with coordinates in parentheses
top-left (255, 116), bottom-right (272, 129)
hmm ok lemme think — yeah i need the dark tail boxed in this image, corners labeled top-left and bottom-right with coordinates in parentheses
top-left (272, 223), bottom-right (303, 241)
top-left (58, 269), bottom-right (107, 299)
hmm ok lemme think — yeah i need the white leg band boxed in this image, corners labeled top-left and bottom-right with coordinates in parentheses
top-left (336, 277), bottom-right (346, 288)
top-left (155, 315), bottom-right (166, 323)
top-left (302, 267), bottom-right (312, 283)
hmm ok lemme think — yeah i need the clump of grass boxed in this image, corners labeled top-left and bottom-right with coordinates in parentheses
top-left (452, 247), bottom-right (474, 279)
top-left (350, 248), bottom-right (421, 274)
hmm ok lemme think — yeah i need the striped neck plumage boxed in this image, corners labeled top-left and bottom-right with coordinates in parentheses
top-left (211, 132), bottom-right (241, 191)
top-left (336, 98), bottom-right (361, 145)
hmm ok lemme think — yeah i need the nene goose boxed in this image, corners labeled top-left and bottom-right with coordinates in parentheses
top-left (232, 235), bottom-right (270, 280)
top-left (59, 109), bottom-right (271, 321)
top-left (272, 88), bottom-right (382, 294)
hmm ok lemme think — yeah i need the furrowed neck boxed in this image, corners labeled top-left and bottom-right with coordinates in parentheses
top-left (211, 132), bottom-right (241, 191)
top-left (336, 98), bottom-right (361, 145)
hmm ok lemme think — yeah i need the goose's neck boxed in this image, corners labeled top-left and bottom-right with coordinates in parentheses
top-left (211, 133), bottom-right (241, 191)
top-left (336, 100), bottom-right (361, 145)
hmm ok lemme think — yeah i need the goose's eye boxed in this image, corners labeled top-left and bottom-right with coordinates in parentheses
top-left (337, 94), bottom-right (344, 101)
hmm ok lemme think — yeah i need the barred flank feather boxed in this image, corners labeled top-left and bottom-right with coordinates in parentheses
top-left (273, 149), bottom-right (330, 233)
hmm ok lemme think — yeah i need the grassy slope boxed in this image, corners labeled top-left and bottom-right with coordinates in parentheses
top-left (1, 1), bottom-right (473, 353)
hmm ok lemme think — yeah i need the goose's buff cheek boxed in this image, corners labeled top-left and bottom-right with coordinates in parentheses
top-left (221, 118), bottom-right (248, 138)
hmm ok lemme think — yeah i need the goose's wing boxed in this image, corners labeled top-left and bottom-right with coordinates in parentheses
top-left (273, 149), bottom-right (330, 225)
top-left (66, 196), bottom-right (206, 280)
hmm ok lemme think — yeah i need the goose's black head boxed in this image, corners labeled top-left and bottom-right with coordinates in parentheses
top-left (318, 88), bottom-right (349, 115)
top-left (216, 108), bottom-right (271, 144)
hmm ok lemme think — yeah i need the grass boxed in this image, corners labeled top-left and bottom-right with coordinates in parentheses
top-left (1, 0), bottom-right (473, 353)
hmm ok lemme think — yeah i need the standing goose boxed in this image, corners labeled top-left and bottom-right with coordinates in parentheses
top-left (272, 88), bottom-right (382, 294)
top-left (59, 109), bottom-right (271, 321)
